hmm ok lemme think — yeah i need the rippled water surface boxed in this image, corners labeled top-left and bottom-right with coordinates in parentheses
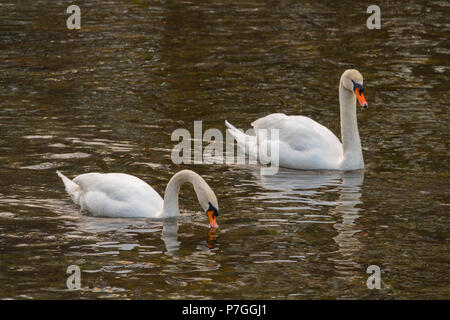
top-left (0, 0), bottom-right (449, 299)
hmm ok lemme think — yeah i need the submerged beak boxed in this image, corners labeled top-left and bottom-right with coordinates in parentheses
top-left (354, 88), bottom-right (368, 109)
top-left (207, 210), bottom-right (219, 229)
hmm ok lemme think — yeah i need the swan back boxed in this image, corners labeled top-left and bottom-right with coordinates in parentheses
top-left (57, 171), bottom-right (163, 218)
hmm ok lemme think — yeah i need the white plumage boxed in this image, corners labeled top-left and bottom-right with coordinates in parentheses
top-left (56, 170), bottom-right (219, 228)
top-left (225, 69), bottom-right (368, 171)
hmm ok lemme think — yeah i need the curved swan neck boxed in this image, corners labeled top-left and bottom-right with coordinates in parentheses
top-left (161, 170), bottom-right (209, 218)
top-left (339, 83), bottom-right (364, 170)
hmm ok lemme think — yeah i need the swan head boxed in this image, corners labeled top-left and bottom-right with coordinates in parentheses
top-left (199, 193), bottom-right (219, 229)
top-left (191, 173), bottom-right (219, 229)
top-left (340, 69), bottom-right (368, 109)
top-left (206, 202), bottom-right (219, 229)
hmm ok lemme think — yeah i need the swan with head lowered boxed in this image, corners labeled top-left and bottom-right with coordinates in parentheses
top-left (56, 169), bottom-right (219, 228)
top-left (225, 69), bottom-right (368, 171)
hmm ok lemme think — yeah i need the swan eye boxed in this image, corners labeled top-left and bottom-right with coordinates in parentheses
top-left (352, 80), bottom-right (368, 108)
top-left (207, 202), bottom-right (218, 217)
top-left (351, 80), bottom-right (364, 93)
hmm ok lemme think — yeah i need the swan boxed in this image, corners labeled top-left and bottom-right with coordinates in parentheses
top-left (56, 169), bottom-right (219, 228)
top-left (225, 69), bottom-right (368, 171)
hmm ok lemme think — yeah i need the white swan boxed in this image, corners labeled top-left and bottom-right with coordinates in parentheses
top-left (56, 169), bottom-right (219, 228)
top-left (225, 69), bottom-right (368, 171)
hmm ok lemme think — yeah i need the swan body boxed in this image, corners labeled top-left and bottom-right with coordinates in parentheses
top-left (57, 169), bottom-right (219, 227)
top-left (225, 69), bottom-right (368, 171)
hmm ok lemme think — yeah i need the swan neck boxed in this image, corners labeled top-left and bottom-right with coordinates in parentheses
top-left (161, 170), bottom-right (205, 218)
top-left (339, 83), bottom-right (364, 169)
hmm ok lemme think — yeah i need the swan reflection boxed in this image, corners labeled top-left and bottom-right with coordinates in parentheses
top-left (253, 168), bottom-right (364, 278)
top-left (330, 170), bottom-right (365, 280)
top-left (161, 218), bottom-right (180, 255)
top-left (254, 169), bottom-right (354, 209)
top-left (162, 219), bottom-right (219, 254)
top-left (63, 214), bottom-right (214, 256)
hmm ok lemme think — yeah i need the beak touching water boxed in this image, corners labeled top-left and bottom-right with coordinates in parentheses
top-left (354, 87), bottom-right (368, 109)
top-left (207, 210), bottom-right (219, 229)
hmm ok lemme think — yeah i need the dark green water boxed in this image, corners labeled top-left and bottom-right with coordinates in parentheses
top-left (0, 0), bottom-right (449, 299)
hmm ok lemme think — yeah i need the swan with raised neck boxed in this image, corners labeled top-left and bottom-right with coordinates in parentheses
top-left (225, 69), bottom-right (369, 171)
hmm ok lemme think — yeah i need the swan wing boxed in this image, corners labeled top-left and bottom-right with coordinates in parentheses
top-left (252, 113), bottom-right (343, 169)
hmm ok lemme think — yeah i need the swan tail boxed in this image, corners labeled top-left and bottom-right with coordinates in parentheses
top-left (56, 170), bottom-right (81, 205)
top-left (225, 120), bottom-right (258, 159)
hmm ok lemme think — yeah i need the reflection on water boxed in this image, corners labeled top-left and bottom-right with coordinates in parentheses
top-left (330, 171), bottom-right (364, 281)
top-left (0, 0), bottom-right (448, 299)
top-left (254, 169), bottom-right (365, 280)
top-left (161, 219), bottom-right (181, 256)
top-left (254, 169), bottom-right (344, 210)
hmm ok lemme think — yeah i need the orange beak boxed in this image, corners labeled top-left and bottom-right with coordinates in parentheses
top-left (354, 88), bottom-right (368, 108)
top-left (207, 210), bottom-right (219, 229)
